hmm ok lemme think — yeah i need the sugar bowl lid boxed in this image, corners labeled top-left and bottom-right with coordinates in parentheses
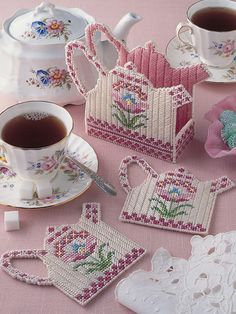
top-left (7, 2), bottom-right (92, 44)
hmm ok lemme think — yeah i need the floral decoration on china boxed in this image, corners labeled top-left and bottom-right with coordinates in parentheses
top-left (205, 93), bottom-right (236, 158)
top-left (26, 67), bottom-right (72, 89)
top-left (22, 18), bottom-right (72, 41)
top-left (0, 166), bottom-right (16, 180)
top-left (209, 40), bottom-right (236, 58)
top-left (24, 187), bottom-right (67, 207)
top-left (27, 150), bottom-right (64, 175)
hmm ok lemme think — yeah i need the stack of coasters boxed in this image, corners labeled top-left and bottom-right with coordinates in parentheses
top-left (0, 203), bottom-right (145, 306)
top-left (66, 23), bottom-right (209, 163)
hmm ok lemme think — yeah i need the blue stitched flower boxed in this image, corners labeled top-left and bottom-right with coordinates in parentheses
top-left (36, 70), bottom-right (50, 85)
top-left (31, 21), bottom-right (48, 36)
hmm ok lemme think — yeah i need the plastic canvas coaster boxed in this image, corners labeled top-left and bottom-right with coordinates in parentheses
top-left (0, 203), bottom-right (145, 306)
top-left (66, 23), bottom-right (209, 163)
top-left (119, 156), bottom-right (234, 234)
top-left (116, 231), bottom-right (236, 314)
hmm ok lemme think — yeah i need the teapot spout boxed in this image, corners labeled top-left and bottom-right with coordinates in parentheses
top-left (113, 13), bottom-right (142, 42)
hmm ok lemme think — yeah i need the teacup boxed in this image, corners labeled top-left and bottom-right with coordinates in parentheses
top-left (176, 0), bottom-right (236, 68)
top-left (0, 101), bottom-right (73, 199)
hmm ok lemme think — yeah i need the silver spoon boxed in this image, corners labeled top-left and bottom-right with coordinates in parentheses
top-left (65, 156), bottom-right (117, 196)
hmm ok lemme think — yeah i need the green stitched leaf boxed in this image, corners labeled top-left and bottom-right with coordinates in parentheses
top-left (98, 243), bottom-right (106, 260)
top-left (112, 113), bottom-right (124, 125)
top-left (131, 123), bottom-right (145, 129)
top-left (130, 115), bottom-right (141, 126)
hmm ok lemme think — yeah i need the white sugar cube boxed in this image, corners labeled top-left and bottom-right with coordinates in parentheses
top-left (4, 211), bottom-right (20, 231)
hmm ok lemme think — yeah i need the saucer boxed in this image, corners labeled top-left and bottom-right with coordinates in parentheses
top-left (0, 133), bottom-right (98, 209)
top-left (165, 30), bottom-right (236, 83)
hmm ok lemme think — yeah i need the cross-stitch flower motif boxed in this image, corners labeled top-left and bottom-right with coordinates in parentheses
top-left (114, 93), bottom-right (147, 114)
top-left (112, 92), bottom-right (148, 130)
top-left (150, 174), bottom-right (196, 219)
top-left (64, 232), bottom-right (97, 262)
top-left (73, 243), bottom-right (115, 274)
top-left (156, 180), bottom-right (197, 203)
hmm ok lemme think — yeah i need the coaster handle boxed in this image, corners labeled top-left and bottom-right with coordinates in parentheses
top-left (85, 23), bottom-right (127, 65)
top-left (66, 40), bottom-right (107, 97)
top-left (119, 155), bottom-right (158, 193)
top-left (1, 249), bottom-right (53, 286)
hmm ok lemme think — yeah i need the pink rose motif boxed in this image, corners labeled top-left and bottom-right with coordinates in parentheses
top-left (49, 68), bottom-right (67, 86)
top-left (205, 94), bottom-right (236, 158)
top-left (223, 40), bottom-right (235, 55)
top-left (41, 158), bottom-right (57, 171)
top-left (47, 19), bottom-right (64, 35)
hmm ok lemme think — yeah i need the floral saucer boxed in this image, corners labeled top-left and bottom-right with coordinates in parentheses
top-left (165, 30), bottom-right (236, 83)
top-left (0, 134), bottom-right (98, 209)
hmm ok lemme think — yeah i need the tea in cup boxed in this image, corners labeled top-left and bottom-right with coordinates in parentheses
top-left (0, 101), bottom-right (73, 199)
top-left (176, 0), bottom-right (236, 68)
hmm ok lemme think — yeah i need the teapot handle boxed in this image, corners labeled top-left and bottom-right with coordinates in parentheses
top-left (1, 249), bottom-right (53, 286)
top-left (119, 155), bottom-right (158, 193)
top-left (66, 40), bottom-right (107, 96)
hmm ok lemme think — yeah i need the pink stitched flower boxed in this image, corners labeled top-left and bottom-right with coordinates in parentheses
top-left (113, 92), bottom-right (147, 114)
top-left (64, 233), bottom-right (97, 262)
top-left (46, 19), bottom-right (64, 35)
top-left (205, 94), bottom-right (236, 158)
top-left (49, 68), bottom-right (67, 86)
top-left (156, 178), bottom-right (196, 202)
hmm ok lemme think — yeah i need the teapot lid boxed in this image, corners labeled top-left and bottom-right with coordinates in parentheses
top-left (7, 2), bottom-right (92, 44)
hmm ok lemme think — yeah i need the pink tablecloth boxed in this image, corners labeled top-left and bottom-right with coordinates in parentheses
top-left (1, 1), bottom-right (236, 313)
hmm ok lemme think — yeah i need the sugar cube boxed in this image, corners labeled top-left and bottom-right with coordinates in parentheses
top-left (4, 211), bottom-right (20, 231)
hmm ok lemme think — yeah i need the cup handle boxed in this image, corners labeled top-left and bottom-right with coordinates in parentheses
top-left (176, 22), bottom-right (195, 48)
top-left (0, 142), bottom-right (10, 167)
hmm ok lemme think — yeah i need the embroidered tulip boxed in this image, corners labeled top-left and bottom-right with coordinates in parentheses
top-left (156, 181), bottom-right (196, 203)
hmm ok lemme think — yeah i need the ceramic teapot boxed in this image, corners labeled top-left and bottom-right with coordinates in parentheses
top-left (0, 2), bottom-right (141, 110)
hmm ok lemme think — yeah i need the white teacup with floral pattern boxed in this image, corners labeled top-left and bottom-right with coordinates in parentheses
top-left (0, 101), bottom-right (73, 199)
top-left (176, 0), bottom-right (236, 68)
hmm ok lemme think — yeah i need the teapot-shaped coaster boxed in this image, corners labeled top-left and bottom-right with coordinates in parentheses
top-left (116, 231), bottom-right (236, 314)
top-left (118, 156), bottom-right (234, 234)
top-left (0, 203), bottom-right (145, 306)
top-left (66, 23), bottom-right (209, 162)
